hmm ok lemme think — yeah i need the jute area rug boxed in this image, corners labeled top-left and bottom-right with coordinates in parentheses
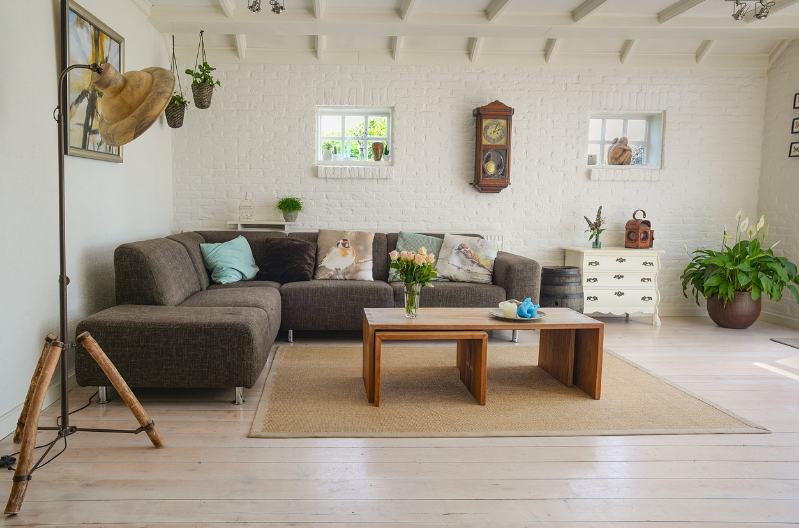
top-left (249, 345), bottom-right (767, 438)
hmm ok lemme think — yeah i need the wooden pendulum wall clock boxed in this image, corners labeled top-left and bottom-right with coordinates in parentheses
top-left (472, 100), bottom-right (514, 193)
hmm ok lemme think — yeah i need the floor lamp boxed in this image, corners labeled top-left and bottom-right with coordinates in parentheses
top-left (4, 58), bottom-right (174, 515)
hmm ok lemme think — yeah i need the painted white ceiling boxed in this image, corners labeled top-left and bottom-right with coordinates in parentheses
top-left (141, 0), bottom-right (799, 68)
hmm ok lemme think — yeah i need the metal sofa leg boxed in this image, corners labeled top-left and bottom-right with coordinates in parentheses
top-left (287, 330), bottom-right (294, 343)
top-left (98, 386), bottom-right (109, 404)
top-left (233, 387), bottom-right (245, 405)
top-left (511, 330), bottom-right (519, 343)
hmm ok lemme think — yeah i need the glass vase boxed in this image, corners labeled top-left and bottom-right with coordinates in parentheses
top-left (592, 233), bottom-right (601, 249)
top-left (239, 192), bottom-right (254, 221)
top-left (404, 283), bottom-right (421, 319)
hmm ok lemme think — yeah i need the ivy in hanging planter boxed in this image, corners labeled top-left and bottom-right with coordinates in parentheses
top-left (165, 92), bottom-right (190, 129)
top-left (185, 62), bottom-right (220, 109)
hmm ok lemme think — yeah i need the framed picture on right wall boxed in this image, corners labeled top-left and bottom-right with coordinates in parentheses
top-left (790, 142), bottom-right (799, 158)
top-left (794, 93), bottom-right (799, 109)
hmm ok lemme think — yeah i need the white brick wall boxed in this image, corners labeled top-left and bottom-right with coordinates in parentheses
top-left (173, 64), bottom-right (767, 311)
top-left (758, 41), bottom-right (799, 322)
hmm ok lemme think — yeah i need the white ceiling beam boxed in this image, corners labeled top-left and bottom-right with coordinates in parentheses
top-left (469, 37), bottom-right (482, 62)
top-left (657, 0), bottom-right (708, 24)
top-left (544, 38), bottom-right (558, 63)
top-left (769, 39), bottom-right (792, 64)
top-left (217, 0), bottom-right (236, 18)
top-left (130, 0), bottom-right (152, 17)
top-left (235, 34), bottom-right (246, 60)
top-left (392, 36), bottom-right (403, 61)
top-left (487, 0), bottom-right (513, 22)
top-left (313, 0), bottom-right (324, 19)
top-left (695, 39), bottom-right (716, 64)
top-left (572, 0), bottom-right (610, 22)
top-left (315, 35), bottom-right (326, 61)
top-left (620, 39), bottom-right (637, 64)
top-left (400, 0), bottom-right (419, 21)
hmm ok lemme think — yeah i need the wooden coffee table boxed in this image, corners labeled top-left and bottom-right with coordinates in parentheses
top-left (362, 307), bottom-right (605, 406)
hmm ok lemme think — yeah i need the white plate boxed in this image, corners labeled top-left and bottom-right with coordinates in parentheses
top-left (489, 308), bottom-right (546, 322)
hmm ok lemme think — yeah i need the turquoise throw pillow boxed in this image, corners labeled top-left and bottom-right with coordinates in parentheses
top-left (200, 236), bottom-right (260, 285)
top-left (388, 232), bottom-right (446, 282)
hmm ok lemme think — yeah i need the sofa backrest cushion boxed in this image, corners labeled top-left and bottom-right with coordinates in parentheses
top-left (193, 231), bottom-right (287, 283)
top-left (289, 232), bottom-right (388, 282)
top-left (167, 232), bottom-right (209, 290)
top-left (255, 237), bottom-right (317, 284)
top-left (115, 238), bottom-right (201, 306)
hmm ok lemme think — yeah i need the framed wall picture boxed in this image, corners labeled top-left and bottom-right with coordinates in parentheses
top-left (64, 1), bottom-right (124, 162)
top-left (794, 93), bottom-right (799, 110)
top-left (793, 117), bottom-right (799, 134)
top-left (790, 142), bottom-right (799, 158)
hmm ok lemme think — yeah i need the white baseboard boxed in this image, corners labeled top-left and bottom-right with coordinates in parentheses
top-left (0, 369), bottom-right (77, 442)
top-left (760, 311), bottom-right (799, 330)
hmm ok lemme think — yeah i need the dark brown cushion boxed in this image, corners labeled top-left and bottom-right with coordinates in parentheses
top-left (254, 237), bottom-right (317, 284)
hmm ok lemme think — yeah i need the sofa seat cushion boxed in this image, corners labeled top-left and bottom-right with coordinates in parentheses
top-left (279, 280), bottom-right (394, 331)
top-left (208, 281), bottom-right (281, 290)
top-left (180, 287), bottom-right (281, 340)
top-left (391, 281), bottom-right (506, 308)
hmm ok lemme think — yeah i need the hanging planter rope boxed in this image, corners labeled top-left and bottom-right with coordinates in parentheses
top-left (187, 30), bottom-right (220, 110)
top-left (165, 35), bottom-right (187, 128)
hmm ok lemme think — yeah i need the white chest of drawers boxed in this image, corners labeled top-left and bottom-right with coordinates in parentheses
top-left (563, 247), bottom-right (665, 326)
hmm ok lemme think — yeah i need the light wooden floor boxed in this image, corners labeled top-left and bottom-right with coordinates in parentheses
top-left (2, 316), bottom-right (799, 526)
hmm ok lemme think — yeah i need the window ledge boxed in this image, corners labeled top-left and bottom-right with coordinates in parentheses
top-left (317, 163), bottom-right (394, 180)
top-left (588, 165), bottom-right (661, 181)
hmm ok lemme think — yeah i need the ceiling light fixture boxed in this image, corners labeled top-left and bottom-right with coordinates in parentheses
top-left (248, 0), bottom-right (285, 14)
top-left (726, 0), bottom-right (776, 21)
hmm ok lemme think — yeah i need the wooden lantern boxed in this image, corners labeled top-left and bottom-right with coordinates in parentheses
top-left (625, 209), bottom-right (655, 249)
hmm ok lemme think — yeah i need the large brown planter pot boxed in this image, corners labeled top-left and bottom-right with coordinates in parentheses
top-left (706, 291), bottom-right (761, 329)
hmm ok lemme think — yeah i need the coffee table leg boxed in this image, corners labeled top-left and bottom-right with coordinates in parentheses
top-left (456, 335), bottom-right (487, 405)
top-left (538, 328), bottom-right (576, 388)
top-left (363, 314), bottom-right (375, 403)
top-left (373, 336), bottom-right (382, 407)
top-left (574, 327), bottom-right (604, 399)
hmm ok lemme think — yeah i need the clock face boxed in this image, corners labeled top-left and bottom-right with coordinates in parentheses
top-left (482, 149), bottom-right (506, 179)
top-left (482, 119), bottom-right (507, 145)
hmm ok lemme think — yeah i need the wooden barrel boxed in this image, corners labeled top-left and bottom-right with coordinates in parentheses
top-left (540, 266), bottom-right (584, 313)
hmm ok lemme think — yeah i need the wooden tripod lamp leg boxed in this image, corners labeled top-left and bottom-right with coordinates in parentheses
top-left (13, 334), bottom-right (58, 445)
top-left (76, 332), bottom-right (165, 448)
top-left (5, 341), bottom-right (63, 515)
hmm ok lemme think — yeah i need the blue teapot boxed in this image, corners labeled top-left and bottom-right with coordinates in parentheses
top-left (517, 298), bottom-right (540, 319)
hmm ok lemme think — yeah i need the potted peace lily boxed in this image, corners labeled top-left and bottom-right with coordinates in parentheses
top-left (389, 247), bottom-right (437, 318)
top-left (165, 92), bottom-right (190, 129)
top-left (276, 196), bottom-right (303, 222)
top-left (681, 210), bottom-right (799, 329)
top-left (185, 62), bottom-right (221, 109)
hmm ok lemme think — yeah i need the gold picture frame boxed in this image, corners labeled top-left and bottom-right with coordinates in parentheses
top-left (65, 1), bottom-right (125, 162)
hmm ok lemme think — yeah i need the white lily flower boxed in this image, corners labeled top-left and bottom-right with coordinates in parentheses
top-left (756, 215), bottom-right (765, 231)
top-left (740, 218), bottom-right (749, 233)
top-left (735, 209), bottom-right (743, 222)
top-left (748, 225), bottom-right (756, 238)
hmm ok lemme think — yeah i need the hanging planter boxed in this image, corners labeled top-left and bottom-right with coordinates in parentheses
top-left (166, 35), bottom-right (190, 129)
top-left (185, 30), bottom-right (220, 110)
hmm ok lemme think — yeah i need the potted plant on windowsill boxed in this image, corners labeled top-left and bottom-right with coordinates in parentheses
top-left (681, 210), bottom-right (799, 329)
top-left (276, 197), bottom-right (303, 222)
top-left (165, 92), bottom-right (190, 129)
top-left (185, 62), bottom-right (220, 109)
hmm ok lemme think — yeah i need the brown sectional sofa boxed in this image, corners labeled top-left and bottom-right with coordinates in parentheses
top-left (75, 231), bottom-right (541, 402)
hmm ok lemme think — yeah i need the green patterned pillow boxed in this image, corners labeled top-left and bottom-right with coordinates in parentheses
top-left (388, 232), bottom-right (446, 282)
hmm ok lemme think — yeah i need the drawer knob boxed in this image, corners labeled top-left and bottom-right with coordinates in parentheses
top-left (587, 277), bottom-right (598, 283)
top-left (640, 277), bottom-right (652, 283)
top-left (642, 261), bottom-right (654, 267)
top-left (614, 291), bottom-right (625, 297)
top-left (588, 261), bottom-right (600, 266)
top-left (642, 296), bottom-right (653, 301)
top-left (616, 257), bottom-right (626, 263)
top-left (587, 296), bottom-right (598, 301)
top-left (613, 274), bottom-right (625, 280)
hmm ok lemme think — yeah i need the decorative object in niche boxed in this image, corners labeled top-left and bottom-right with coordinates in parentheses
top-left (185, 31), bottom-right (220, 109)
top-left (792, 117), bottom-right (799, 134)
top-left (276, 196), bottom-right (303, 222)
top-left (473, 101), bottom-right (513, 193)
top-left (584, 206), bottom-right (606, 249)
top-left (608, 137), bottom-right (633, 165)
top-left (625, 209), bottom-right (655, 249)
top-left (372, 142), bottom-right (384, 161)
top-left (790, 142), bottom-right (799, 158)
top-left (66, 1), bottom-right (124, 162)
top-left (587, 154), bottom-right (597, 165)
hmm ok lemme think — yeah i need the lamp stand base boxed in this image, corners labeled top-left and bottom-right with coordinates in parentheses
top-left (4, 331), bottom-right (164, 515)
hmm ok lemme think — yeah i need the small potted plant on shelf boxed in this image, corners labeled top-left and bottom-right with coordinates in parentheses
top-left (681, 210), bottom-right (799, 329)
top-left (165, 92), bottom-right (190, 129)
top-left (185, 62), bottom-right (221, 109)
top-left (389, 247), bottom-right (438, 318)
top-left (276, 196), bottom-right (303, 222)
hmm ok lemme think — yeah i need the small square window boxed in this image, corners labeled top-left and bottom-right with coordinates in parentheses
top-left (587, 112), bottom-right (663, 167)
top-left (317, 107), bottom-right (392, 163)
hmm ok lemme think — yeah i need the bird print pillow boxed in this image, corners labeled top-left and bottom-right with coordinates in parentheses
top-left (435, 234), bottom-right (499, 284)
top-left (314, 229), bottom-right (375, 280)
